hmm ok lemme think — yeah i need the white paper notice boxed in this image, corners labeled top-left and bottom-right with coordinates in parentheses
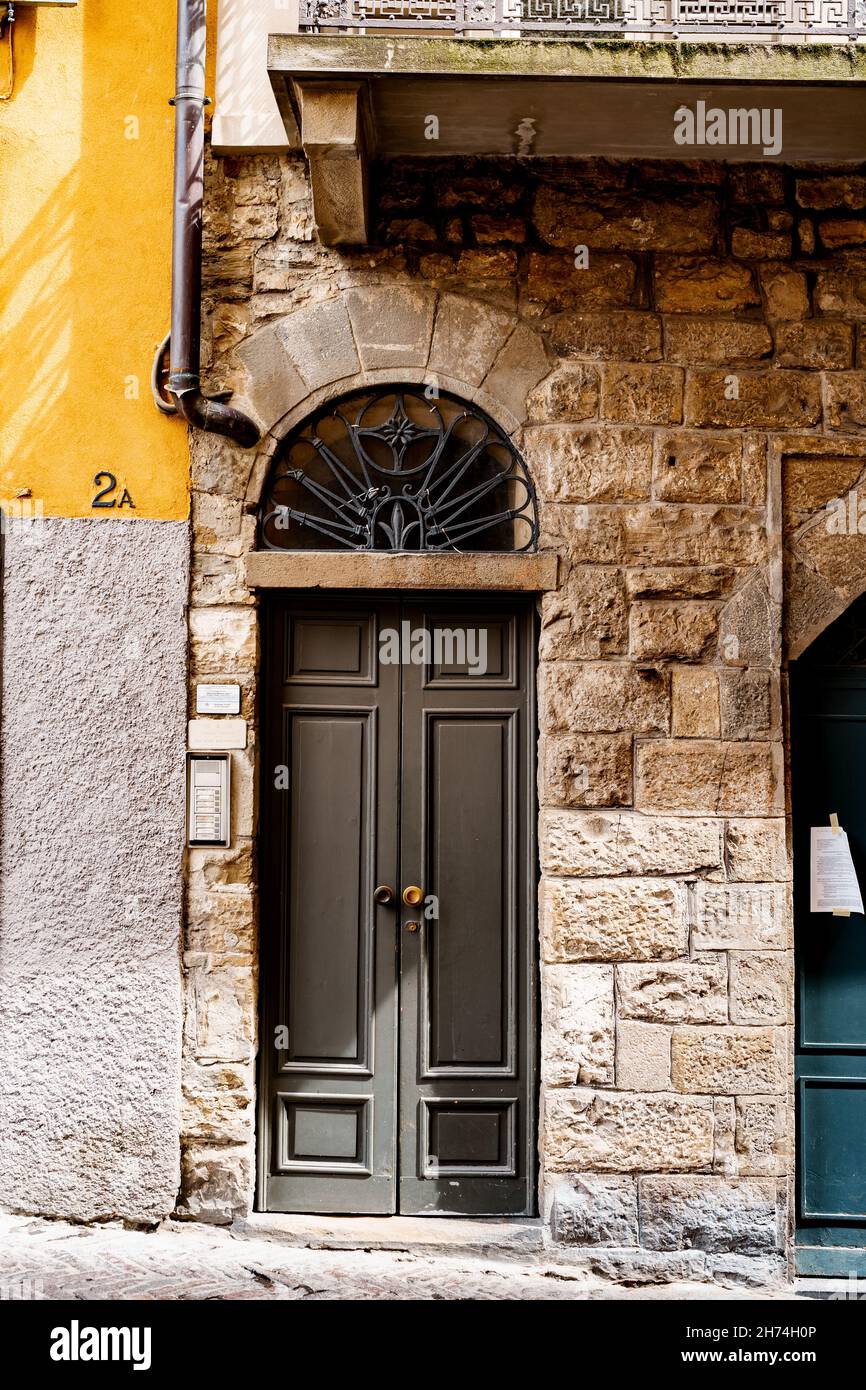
top-left (810, 827), bottom-right (864, 914)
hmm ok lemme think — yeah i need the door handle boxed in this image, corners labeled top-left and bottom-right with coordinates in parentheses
top-left (402, 885), bottom-right (424, 906)
top-left (373, 884), bottom-right (395, 905)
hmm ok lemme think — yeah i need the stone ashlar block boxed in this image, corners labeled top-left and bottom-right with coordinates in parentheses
top-left (671, 667), bottom-right (721, 738)
top-left (719, 669), bottom-right (775, 741)
top-left (662, 318), bottom-right (772, 368)
top-left (825, 372), bottom-right (866, 432)
top-left (719, 576), bottom-right (779, 668)
top-left (541, 734), bottom-right (633, 809)
top-left (759, 265), bottom-right (809, 321)
top-left (185, 963), bottom-right (255, 1066)
top-left (547, 311), bottom-right (662, 363)
top-left (189, 607), bottom-right (257, 676)
top-left (796, 175), bottom-right (866, 210)
top-left (735, 1096), bottom-right (789, 1175)
top-left (616, 1020), bottom-right (672, 1092)
top-left (617, 959), bottom-right (728, 1025)
top-left (274, 298), bottom-right (361, 390)
top-left (692, 882), bottom-right (789, 951)
top-left (635, 740), bottom-right (783, 815)
top-left (639, 1175), bottom-right (782, 1254)
top-left (543, 877), bottom-right (689, 963)
top-left (534, 190), bottom-right (717, 253)
top-left (551, 1175), bottom-right (639, 1246)
top-left (729, 952), bottom-right (791, 1025)
top-left (542, 661), bottom-right (669, 736)
top-left (654, 258), bottom-right (759, 314)
top-left (524, 425), bottom-right (652, 503)
top-left (684, 370), bottom-right (821, 429)
top-left (671, 1027), bottom-right (784, 1095)
top-left (540, 809), bottom-right (723, 878)
top-left (481, 322), bottom-right (550, 425)
top-left (630, 601), bottom-right (719, 661)
top-left (427, 292), bottom-right (514, 389)
top-left (526, 364), bottom-right (599, 424)
top-left (539, 568), bottom-right (627, 660)
top-left (602, 364), bottom-right (684, 426)
top-left (544, 1089), bottom-right (715, 1173)
top-left (541, 963), bottom-right (615, 1087)
top-left (731, 228), bottom-right (791, 260)
top-left (177, 1143), bottom-right (252, 1224)
top-left (794, 518), bottom-right (866, 606)
top-left (724, 819), bottom-right (788, 884)
top-left (775, 320), bottom-right (853, 370)
top-left (815, 268), bottom-right (866, 318)
top-left (524, 250), bottom-right (636, 311)
top-left (653, 431), bottom-right (742, 504)
top-left (345, 286), bottom-right (436, 371)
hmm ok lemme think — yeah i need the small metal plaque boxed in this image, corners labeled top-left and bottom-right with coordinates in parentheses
top-left (196, 683), bottom-right (241, 715)
top-left (187, 754), bottom-right (231, 848)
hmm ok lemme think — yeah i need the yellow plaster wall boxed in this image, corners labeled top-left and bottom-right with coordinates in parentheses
top-left (0, 1), bottom-right (190, 520)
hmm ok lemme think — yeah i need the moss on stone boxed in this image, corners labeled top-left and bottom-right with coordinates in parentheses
top-left (270, 34), bottom-right (866, 83)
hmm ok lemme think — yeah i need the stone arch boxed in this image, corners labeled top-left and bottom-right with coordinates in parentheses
top-left (783, 439), bottom-right (866, 660)
top-left (225, 287), bottom-right (551, 512)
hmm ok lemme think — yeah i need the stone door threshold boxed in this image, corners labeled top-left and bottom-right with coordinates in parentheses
top-left (228, 1216), bottom-right (812, 1295)
top-left (232, 1213), bottom-right (545, 1263)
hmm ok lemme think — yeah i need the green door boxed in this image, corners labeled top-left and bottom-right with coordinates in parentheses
top-left (792, 655), bottom-right (866, 1276)
top-left (257, 594), bottom-right (537, 1216)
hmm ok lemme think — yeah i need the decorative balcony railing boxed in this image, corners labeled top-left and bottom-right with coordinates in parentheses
top-left (298, 0), bottom-right (866, 41)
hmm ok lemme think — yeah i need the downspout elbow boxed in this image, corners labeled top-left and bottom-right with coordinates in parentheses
top-left (170, 378), bottom-right (260, 450)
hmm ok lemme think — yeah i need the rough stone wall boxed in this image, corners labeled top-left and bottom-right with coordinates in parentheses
top-left (0, 519), bottom-right (189, 1223)
top-left (184, 150), bottom-right (866, 1279)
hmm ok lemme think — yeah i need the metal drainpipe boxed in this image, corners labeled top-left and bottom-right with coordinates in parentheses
top-left (165, 0), bottom-right (259, 448)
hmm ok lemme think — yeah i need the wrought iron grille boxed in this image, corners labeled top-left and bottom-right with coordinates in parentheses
top-left (258, 387), bottom-right (538, 553)
top-left (298, 0), bottom-right (866, 39)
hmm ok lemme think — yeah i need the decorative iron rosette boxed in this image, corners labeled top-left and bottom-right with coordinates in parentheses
top-left (258, 387), bottom-right (538, 553)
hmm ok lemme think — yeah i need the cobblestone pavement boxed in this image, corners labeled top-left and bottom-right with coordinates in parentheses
top-left (0, 1215), bottom-right (800, 1301)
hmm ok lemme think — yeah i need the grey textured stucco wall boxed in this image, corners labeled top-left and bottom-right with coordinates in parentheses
top-left (0, 518), bottom-right (190, 1222)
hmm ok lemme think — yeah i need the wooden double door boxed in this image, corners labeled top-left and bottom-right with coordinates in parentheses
top-left (258, 595), bottom-right (536, 1216)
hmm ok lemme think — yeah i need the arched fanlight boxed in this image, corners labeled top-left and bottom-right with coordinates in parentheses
top-left (258, 387), bottom-right (538, 553)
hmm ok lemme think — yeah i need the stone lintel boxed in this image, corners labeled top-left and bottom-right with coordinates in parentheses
top-left (244, 550), bottom-right (560, 591)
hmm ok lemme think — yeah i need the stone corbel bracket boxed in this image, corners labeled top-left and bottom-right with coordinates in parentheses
top-left (282, 79), bottom-right (372, 246)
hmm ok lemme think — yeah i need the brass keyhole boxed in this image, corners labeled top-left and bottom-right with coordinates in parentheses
top-left (405, 921), bottom-right (420, 933)
top-left (402, 885), bottom-right (424, 906)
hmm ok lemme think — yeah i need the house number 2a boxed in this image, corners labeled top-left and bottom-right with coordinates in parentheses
top-left (92, 472), bottom-right (135, 510)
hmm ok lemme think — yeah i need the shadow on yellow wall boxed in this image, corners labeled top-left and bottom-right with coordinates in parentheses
top-left (0, 2), bottom-right (190, 520)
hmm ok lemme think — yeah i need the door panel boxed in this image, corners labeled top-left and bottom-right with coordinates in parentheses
top-left (260, 601), bottom-right (400, 1214)
top-left (427, 716), bottom-right (510, 1069)
top-left (398, 602), bottom-right (535, 1215)
top-left (259, 595), bottom-right (536, 1217)
top-left (792, 667), bottom-right (866, 1272)
top-left (286, 711), bottom-right (370, 1064)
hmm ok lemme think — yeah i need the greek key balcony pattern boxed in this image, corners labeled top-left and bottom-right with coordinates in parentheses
top-left (298, 0), bottom-right (866, 39)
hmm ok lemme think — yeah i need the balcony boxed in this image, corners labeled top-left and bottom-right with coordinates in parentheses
top-left (298, 0), bottom-right (866, 43)
top-left (269, 6), bottom-right (866, 244)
